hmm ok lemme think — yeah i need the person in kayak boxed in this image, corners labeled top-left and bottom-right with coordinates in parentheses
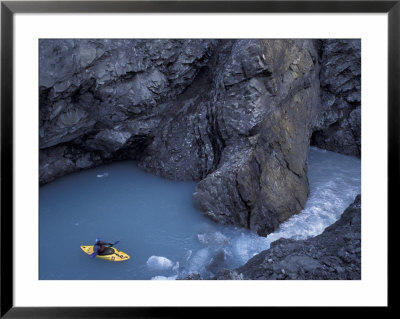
top-left (92, 238), bottom-right (113, 256)
top-left (89, 238), bottom-right (120, 258)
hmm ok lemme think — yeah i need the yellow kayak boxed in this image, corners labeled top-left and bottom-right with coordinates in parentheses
top-left (80, 245), bottom-right (130, 262)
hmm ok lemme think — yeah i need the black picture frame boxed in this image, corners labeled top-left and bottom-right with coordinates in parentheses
top-left (1, 0), bottom-right (395, 317)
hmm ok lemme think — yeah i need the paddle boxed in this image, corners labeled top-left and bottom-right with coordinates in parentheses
top-left (90, 241), bottom-right (120, 258)
top-left (109, 240), bottom-right (120, 247)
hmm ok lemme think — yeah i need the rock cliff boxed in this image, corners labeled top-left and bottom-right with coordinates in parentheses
top-left (311, 40), bottom-right (361, 157)
top-left (39, 39), bottom-right (360, 236)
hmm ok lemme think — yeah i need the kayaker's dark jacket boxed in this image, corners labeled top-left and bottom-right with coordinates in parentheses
top-left (94, 240), bottom-right (112, 253)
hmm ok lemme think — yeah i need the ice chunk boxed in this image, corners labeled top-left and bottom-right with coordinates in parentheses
top-left (197, 231), bottom-right (229, 246)
top-left (172, 261), bottom-right (180, 272)
top-left (184, 250), bottom-right (192, 262)
top-left (187, 248), bottom-right (210, 273)
top-left (96, 172), bottom-right (109, 178)
top-left (146, 256), bottom-right (174, 271)
top-left (151, 275), bottom-right (178, 280)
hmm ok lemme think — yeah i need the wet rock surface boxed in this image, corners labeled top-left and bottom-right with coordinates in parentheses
top-left (311, 40), bottom-right (361, 157)
top-left (211, 194), bottom-right (361, 280)
top-left (39, 39), bottom-right (361, 237)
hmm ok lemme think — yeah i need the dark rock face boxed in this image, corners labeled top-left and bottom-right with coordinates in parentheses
top-left (39, 39), bottom-right (361, 237)
top-left (311, 40), bottom-right (361, 157)
top-left (39, 145), bottom-right (104, 184)
top-left (39, 39), bottom-right (218, 183)
top-left (212, 195), bottom-right (361, 280)
top-left (192, 40), bottom-right (321, 236)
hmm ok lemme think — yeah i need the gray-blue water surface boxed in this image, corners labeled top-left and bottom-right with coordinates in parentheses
top-left (39, 147), bottom-right (361, 280)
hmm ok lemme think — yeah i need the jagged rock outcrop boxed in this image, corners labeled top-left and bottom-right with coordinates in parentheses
top-left (311, 40), bottom-right (361, 157)
top-left (211, 194), bottom-right (361, 280)
top-left (39, 39), bottom-right (361, 237)
top-left (191, 40), bottom-right (321, 235)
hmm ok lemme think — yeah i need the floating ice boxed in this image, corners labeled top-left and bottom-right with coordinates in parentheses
top-left (172, 261), bottom-right (180, 272)
top-left (187, 248), bottom-right (210, 274)
top-left (151, 275), bottom-right (178, 280)
top-left (197, 231), bottom-right (229, 246)
top-left (96, 172), bottom-right (109, 178)
top-left (146, 256), bottom-right (174, 271)
top-left (184, 250), bottom-right (192, 262)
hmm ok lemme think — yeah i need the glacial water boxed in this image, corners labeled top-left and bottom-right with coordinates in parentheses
top-left (39, 147), bottom-right (361, 280)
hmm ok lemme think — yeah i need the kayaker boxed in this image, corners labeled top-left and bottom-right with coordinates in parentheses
top-left (93, 238), bottom-right (113, 255)
top-left (89, 238), bottom-right (120, 258)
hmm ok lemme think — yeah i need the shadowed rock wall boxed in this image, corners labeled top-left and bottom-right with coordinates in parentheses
top-left (311, 39), bottom-right (361, 157)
